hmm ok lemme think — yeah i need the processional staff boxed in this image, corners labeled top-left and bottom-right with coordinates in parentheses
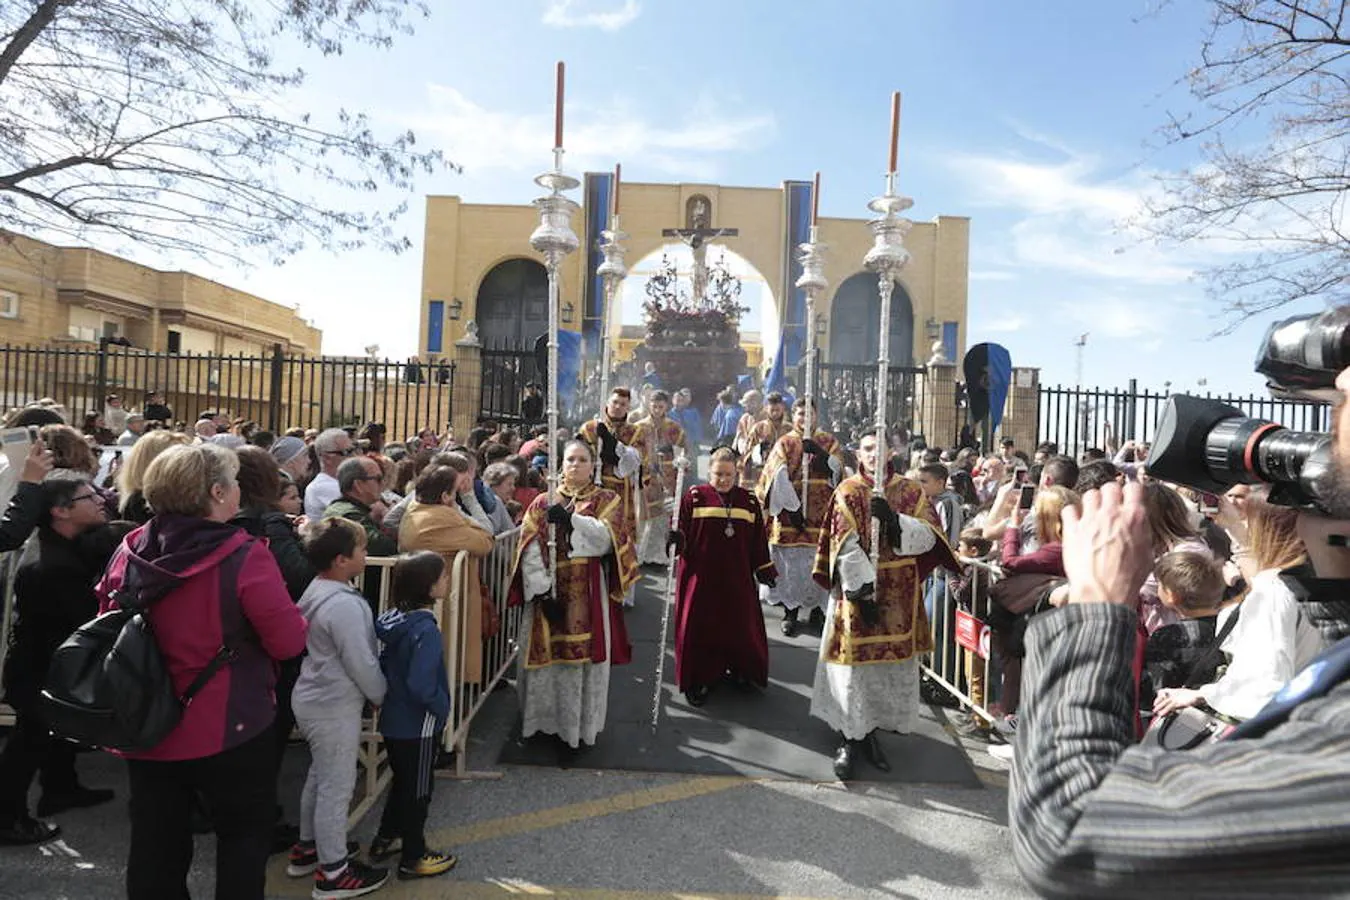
top-left (862, 91), bottom-right (914, 567)
top-left (651, 448), bottom-right (691, 731)
top-left (795, 171), bottom-right (828, 522)
top-left (597, 163), bottom-right (627, 404)
top-left (529, 61), bottom-right (581, 583)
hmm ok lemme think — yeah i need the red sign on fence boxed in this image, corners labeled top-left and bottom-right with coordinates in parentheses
top-left (954, 609), bottom-right (990, 660)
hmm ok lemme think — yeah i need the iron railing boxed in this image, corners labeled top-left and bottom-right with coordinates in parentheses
top-left (815, 361), bottom-right (927, 440)
top-left (0, 343), bottom-right (455, 441)
top-left (1037, 378), bottom-right (1330, 457)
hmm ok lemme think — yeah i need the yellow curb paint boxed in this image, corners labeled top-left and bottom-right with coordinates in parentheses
top-left (267, 776), bottom-right (751, 897)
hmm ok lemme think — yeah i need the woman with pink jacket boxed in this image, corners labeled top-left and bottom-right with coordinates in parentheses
top-left (97, 443), bottom-right (307, 900)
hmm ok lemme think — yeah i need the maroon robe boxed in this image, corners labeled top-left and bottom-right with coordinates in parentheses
top-left (673, 484), bottom-right (778, 691)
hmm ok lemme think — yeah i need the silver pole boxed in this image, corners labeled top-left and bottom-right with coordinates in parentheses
top-left (597, 215), bottom-right (628, 411)
top-left (795, 223), bottom-right (829, 522)
top-left (530, 147), bottom-right (581, 583)
top-left (651, 448), bottom-right (690, 731)
top-left (862, 171), bottom-right (914, 567)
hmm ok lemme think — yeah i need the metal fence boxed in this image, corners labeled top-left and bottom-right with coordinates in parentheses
top-left (479, 339), bottom-right (542, 429)
top-left (923, 560), bottom-right (1002, 726)
top-left (1038, 378), bottom-right (1331, 456)
top-left (815, 361), bottom-right (927, 438)
top-left (0, 343), bottom-right (455, 440)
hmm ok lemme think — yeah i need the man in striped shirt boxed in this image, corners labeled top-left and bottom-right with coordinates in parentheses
top-left (1011, 369), bottom-right (1350, 897)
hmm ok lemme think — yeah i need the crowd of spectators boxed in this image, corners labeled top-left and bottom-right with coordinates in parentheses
top-left (0, 396), bottom-right (550, 895)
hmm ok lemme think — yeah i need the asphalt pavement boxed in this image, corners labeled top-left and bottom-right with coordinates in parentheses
top-left (0, 569), bottom-right (1026, 900)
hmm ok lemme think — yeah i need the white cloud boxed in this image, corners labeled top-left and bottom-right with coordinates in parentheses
top-left (980, 313), bottom-right (1026, 333)
top-left (1010, 218), bottom-right (1197, 284)
top-left (943, 140), bottom-right (1231, 289)
top-left (1057, 296), bottom-right (1172, 340)
top-left (969, 270), bottom-right (1017, 282)
top-left (410, 84), bottom-right (774, 181)
top-left (951, 151), bottom-right (1143, 221)
top-left (541, 0), bottom-right (640, 31)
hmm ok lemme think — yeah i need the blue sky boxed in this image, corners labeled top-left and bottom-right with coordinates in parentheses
top-left (193, 0), bottom-right (1324, 398)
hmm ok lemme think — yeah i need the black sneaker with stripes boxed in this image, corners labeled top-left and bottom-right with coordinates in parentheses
top-left (310, 859), bottom-right (388, 898)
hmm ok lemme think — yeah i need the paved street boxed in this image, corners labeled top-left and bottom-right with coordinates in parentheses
top-left (0, 572), bottom-right (1026, 900)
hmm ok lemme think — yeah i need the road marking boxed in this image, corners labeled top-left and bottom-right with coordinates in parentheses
top-left (283, 877), bottom-right (834, 899)
top-left (267, 776), bottom-right (750, 897)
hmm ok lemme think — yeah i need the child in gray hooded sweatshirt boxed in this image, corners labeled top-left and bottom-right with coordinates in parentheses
top-left (288, 518), bottom-right (390, 897)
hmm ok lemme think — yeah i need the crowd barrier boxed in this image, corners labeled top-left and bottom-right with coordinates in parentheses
top-left (437, 525), bottom-right (522, 778)
top-left (921, 558), bottom-right (1003, 726)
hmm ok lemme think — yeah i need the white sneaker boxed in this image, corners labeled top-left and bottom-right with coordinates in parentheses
top-left (988, 743), bottom-right (1015, 762)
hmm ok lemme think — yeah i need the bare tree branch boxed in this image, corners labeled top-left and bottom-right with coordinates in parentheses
top-left (0, 0), bottom-right (455, 266)
top-left (1146, 0), bottom-right (1350, 330)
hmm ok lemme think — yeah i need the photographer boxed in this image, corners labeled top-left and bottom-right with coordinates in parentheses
top-left (1010, 377), bottom-right (1350, 894)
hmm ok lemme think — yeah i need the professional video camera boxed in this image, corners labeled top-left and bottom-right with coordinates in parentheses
top-left (1146, 306), bottom-right (1350, 512)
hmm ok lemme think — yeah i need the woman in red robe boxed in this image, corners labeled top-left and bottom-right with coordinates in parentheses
top-left (669, 447), bottom-right (778, 706)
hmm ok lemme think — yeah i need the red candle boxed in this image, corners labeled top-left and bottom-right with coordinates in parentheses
top-left (888, 91), bottom-right (901, 175)
top-left (811, 170), bottom-right (821, 226)
top-left (554, 61), bottom-right (565, 150)
top-left (613, 163), bottom-right (621, 217)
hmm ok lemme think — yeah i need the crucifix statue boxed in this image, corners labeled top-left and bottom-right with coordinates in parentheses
top-left (662, 194), bottom-right (738, 304)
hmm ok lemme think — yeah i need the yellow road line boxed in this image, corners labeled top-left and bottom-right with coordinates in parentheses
top-left (268, 776), bottom-right (751, 897)
top-left (288, 877), bottom-right (835, 899)
top-left (358, 879), bottom-right (835, 899)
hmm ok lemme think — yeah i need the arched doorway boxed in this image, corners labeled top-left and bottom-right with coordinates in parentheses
top-left (828, 272), bottom-right (914, 366)
top-left (475, 258), bottom-right (548, 346)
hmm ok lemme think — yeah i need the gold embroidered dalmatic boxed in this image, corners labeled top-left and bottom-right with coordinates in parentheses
top-left (756, 429), bottom-right (843, 548)
top-left (811, 473), bottom-right (958, 666)
top-left (510, 482), bottom-right (639, 669)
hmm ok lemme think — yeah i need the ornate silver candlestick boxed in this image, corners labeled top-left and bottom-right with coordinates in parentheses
top-left (863, 174), bottom-right (913, 565)
top-left (795, 223), bottom-right (828, 521)
top-left (530, 147), bottom-right (581, 578)
top-left (596, 215), bottom-right (628, 404)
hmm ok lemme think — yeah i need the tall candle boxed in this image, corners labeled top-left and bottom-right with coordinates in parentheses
top-left (613, 163), bottom-right (621, 218)
top-left (888, 91), bottom-right (901, 175)
top-left (554, 61), bottom-right (565, 149)
top-left (811, 170), bottom-right (821, 226)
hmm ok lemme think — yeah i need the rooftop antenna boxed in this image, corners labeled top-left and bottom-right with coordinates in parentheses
top-left (1074, 333), bottom-right (1089, 388)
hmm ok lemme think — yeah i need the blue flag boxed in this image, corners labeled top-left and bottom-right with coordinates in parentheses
top-left (987, 344), bottom-right (1012, 432)
top-left (558, 329), bottom-right (582, 410)
top-left (764, 330), bottom-right (788, 396)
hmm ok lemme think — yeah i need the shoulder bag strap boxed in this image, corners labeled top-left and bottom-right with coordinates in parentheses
top-left (180, 645), bottom-right (236, 707)
top-left (179, 542), bottom-right (252, 706)
top-left (1182, 604), bottom-right (1242, 689)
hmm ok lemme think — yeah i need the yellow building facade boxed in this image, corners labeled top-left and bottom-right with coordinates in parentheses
top-left (417, 178), bottom-right (969, 372)
top-left (0, 233), bottom-right (321, 354)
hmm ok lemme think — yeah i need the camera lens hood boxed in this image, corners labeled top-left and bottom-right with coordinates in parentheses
top-left (1147, 394), bottom-right (1249, 493)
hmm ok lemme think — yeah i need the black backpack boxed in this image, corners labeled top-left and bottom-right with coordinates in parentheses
top-left (41, 548), bottom-right (242, 753)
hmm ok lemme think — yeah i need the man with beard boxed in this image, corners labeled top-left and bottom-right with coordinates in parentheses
top-left (576, 388), bottom-right (646, 604)
top-left (633, 391), bottom-right (688, 567)
top-left (810, 428), bottom-right (958, 779)
top-left (738, 392), bottom-right (792, 490)
top-left (1009, 362), bottom-right (1350, 896)
top-left (758, 399), bottom-right (844, 636)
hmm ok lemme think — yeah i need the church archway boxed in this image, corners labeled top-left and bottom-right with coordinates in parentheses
top-left (475, 258), bottom-right (548, 346)
top-left (828, 272), bottom-right (914, 366)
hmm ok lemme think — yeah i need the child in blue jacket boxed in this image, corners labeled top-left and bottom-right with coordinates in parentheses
top-left (370, 551), bottom-right (456, 881)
